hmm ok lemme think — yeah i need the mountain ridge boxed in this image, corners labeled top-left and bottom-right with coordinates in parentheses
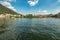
top-left (0, 4), bottom-right (22, 15)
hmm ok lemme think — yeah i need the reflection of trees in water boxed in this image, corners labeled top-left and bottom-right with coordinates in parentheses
top-left (0, 17), bottom-right (9, 34)
top-left (0, 18), bottom-right (59, 40)
top-left (16, 32), bottom-right (56, 40)
top-left (0, 18), bottom-right (17, 40)
top-left (0, 17), bottom-right (15, 34)
top-left (0, 17), bottom-right (9, 28)
top-left (16, 31), bottom-right (57, 40)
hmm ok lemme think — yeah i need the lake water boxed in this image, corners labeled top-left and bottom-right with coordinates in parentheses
top-left (0, 18), bottom-right (60, 40)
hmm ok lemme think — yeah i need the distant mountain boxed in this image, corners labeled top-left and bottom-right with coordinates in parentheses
top-left (53, 12), bottom-right (60, 18)
top-left (0, 4), bottom-right (21, 15)
top-left (48, 12), bottom-right (60, 18)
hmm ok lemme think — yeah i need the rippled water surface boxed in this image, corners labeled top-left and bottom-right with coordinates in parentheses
top-left (0, 18), bottom-right (60, 40)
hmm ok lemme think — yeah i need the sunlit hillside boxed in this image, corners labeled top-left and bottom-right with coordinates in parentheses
top-left (0, 4), bottom-right (19, 15)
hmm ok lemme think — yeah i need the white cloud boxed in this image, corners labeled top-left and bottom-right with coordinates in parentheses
top-left (2, 0), bottom-right (16, 2)
top-left (57, 0), bottom-right (60, 2)
top-left (38, 10), bottom-right (50, 15)
top-left (53, 9), bottom-right (60, 14)
top-left (28, 0), bottom-right (39, 6)
top-left (0, 0), bottom-right (16, 11)
top-left (56, 9), bottom-right (60, 12)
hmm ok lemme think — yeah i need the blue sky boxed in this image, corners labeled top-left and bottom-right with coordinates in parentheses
top-left (0, 0), bottom-right (60, 15)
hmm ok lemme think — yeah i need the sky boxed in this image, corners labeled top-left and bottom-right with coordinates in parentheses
top-left (0, 0), bottom-right (60, 15)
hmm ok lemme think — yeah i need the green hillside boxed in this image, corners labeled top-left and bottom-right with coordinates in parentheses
top-left (0, 4), bottom-right (19, 15)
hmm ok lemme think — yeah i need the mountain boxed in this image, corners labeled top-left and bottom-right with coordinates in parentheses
top-left (0, 4), bottom-right (21, 15)
top-left (52, 12), bottom-right (60, 18)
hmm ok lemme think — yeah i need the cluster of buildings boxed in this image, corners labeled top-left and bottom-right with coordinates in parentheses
top-left (0, 14), bottom-right (23, 18)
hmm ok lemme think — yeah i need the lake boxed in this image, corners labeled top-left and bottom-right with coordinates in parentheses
top-left (0, 18), bottom-right (60, 40)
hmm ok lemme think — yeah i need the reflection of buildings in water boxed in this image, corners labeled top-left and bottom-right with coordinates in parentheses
top-left (0, 15), bottom-right (16, 30)
top-left (0, 17), bottom-right (17, 40)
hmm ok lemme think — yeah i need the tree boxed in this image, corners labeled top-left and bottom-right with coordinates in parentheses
top-left (25, 14), bottom-right (33, 18)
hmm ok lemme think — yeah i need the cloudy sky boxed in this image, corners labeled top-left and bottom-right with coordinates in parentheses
top-left (0, 0), bottom-right (60, 15)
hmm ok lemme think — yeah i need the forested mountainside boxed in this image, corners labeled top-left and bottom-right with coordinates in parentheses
top-left (0, 4), bottom-right (20, 15)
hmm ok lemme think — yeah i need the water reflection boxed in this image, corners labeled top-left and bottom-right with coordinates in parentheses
top-left (0, 18), bottom-right (16, 40)
top-left (0, 18), bottom-right (60, 40)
